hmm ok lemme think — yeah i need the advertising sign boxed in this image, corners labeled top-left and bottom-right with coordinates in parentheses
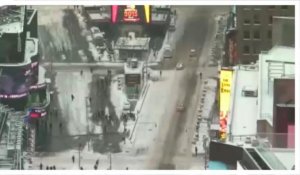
top-left (125, 74), bottom-right (141, 85)
top-left (28, 108), bottom-right (47, 119)
top-left (219, 69), bottom-right (233, 141)
top-left (112, 5), bottom-right (150, 23)
top-left (0, 64), bottom-right (32, 99)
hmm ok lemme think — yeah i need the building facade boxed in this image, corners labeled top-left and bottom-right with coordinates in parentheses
top-left (224, 5), bottom-right (294, 65)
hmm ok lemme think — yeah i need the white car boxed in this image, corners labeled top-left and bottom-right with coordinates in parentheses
top-left (176, 62), bottom-right (184, 70)
top-left (163, 45), bottom-right (173, 58)
top-left (189, 49), bottom-right (197, 57)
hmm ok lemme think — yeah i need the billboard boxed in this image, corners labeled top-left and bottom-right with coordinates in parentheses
top-left (0, 64), bottom-right (32, 99)
top-left (125, 74), bottom-right (141, 85)
top-left (219, 69), bottom-right (233, 141)
top-left (112, 5), bottom-right (150, 23)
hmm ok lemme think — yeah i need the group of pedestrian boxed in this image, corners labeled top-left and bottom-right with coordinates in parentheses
top-left (94, 159), bottom-right (99, 170)
top-left (40, 163), bottom-right (56, 170)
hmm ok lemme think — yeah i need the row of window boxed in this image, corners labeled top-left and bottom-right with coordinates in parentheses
top-left (243, 6), bottom-right (289, 11)
top-left (243, 30), bottom-right (272, 40)
top-left (244, 15), bottom-right (274, 25)
top-left (243, 44), bottom-right (261, 54)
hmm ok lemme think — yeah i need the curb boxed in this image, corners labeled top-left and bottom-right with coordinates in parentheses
top-left (129, 83), bottom-right (151, 142)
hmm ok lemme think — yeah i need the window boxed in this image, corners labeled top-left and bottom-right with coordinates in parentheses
top-left (253, 30), bottom-right (260, 39)
top-left (253, 44), bottom-right (260, 54)
top-left (269, 16), bottom-right (273, 24)
top-left (243, 45), bottom-right (250, 54)
top-left (281, 6), bottom-right (289, 9)
top-left (244, 18), bottom-right (251, 25)
top-left (253, 14), bottom-right (260, 24)
top-left (243, 30), bottom-right (250, 39)
top-left (268, 30), bottom-right (272, 39)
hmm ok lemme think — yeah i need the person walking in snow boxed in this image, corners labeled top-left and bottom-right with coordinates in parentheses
top-left (72, 155), bottom-right (75, 163)
top-left (195, 146), bottom-right (198, 156)
top-left (71, 94), bottom-right (74, 101)
top-left (39, 163), bottom-right (43, 170)
top-left (80, 70), bottom-right (83, 76)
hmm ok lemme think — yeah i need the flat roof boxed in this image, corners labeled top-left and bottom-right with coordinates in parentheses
top-left (0, 6), bottom-right (25, 34)
top-left (229, 65), bottom-right (258, 138)
top-left (258, 46), bottom-right (295, 124)
top-left (115, 37), bottom-right (150, 50)
top-left (151, 12), bottom-right (169, 22)
top-left (0, 38), bottom-right (38, 67)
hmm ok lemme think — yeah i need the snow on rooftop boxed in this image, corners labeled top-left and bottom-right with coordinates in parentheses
top-left (37, 66), bottom-right (46, 85)
top-left (151, 12), bottom-right (169, 22)
top-left (88, 13), bottom-right (110, 20)
top-left (258, 46), bottom-right (295, 124)
top-left (124, 60), bottom-right (144, 74)
top-left (0, 6), bottom-right (25, 34)
top-left (114, 37), bottom-right (150, 50)
top-left (0, 22), bottom-right (23, 33)
top-left (229, 65), bottom-right (258, 138)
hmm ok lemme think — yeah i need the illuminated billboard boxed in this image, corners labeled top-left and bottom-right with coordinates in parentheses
top-left (0, 64), bottom-right (32, 99)
top-left (219, 69), bottom-right (233, 141)
top-left (125, 74), bottom-right (141, 85)
top-left (112, 5), bottom-right (150, 23)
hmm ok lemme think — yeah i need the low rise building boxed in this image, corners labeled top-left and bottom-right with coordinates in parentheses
top-left (210, 46), bottom-right (295, 170)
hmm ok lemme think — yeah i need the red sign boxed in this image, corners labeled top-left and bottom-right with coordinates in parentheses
top-left (123, 6), bottom-right (140, 22)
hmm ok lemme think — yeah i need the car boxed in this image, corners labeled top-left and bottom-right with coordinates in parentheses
top-left (163, 45), bottom-right (173, 58)
top-left (176, 103), bottom-right (185, 112)
top-left (176, 62), bottom-right (184, 70)
top-left (189, 49), bottom-right (197, 57)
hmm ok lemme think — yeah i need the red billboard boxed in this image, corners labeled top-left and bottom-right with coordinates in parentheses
top-left (112, 5), bottom-right (150, 24)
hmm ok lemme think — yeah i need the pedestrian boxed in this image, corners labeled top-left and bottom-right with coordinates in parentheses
top-left (53, 165), bottom-right (56, 170)
top-left (46, 166), bottom-right (49, 170)
top-left (71, 94), bottom-right (74, 101)
top-left (122, 137), bottom-right (126, 144)
top-left (80, 167), bottom-right (83, 170)
top-left (72, 155), bottom-right (75, 163)
top-left (50, 166), bottom-right (52, 170)
top-left (160, 70), bottom-right (162, 77)
top-left (39, 163), bottom-right (43, 170)
top-left (199, 72), bottom-right (202, 79)
top-left (195, 146), bottom-right (198, 156)
top-left (89, 97), bottom-right (92, 104)
top-left (96, 159), bottom-right (99, 165)
top-left (94, 165), bottom-right (97, 170)
top-left (126, 167), bottom-right (129, 170)
top-left (59, 122), bottom-right (63, 130)
top-left (80, 70), bottom-right (83, 76)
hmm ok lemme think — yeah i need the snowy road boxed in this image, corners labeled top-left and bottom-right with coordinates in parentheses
top-left (31, 6), bottom-right (229, 169)
top-left (147, 6), bottom-right (229, 169)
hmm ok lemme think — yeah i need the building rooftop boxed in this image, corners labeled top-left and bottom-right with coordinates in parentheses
top-left (258, 46), bottom-right (295, 124)
top-left (0, 6), bottom-right (25, 34)
top-left (152, 5), bottom-right (171, 9)
top-left (124, 59), bottom-right (144, 74)
top-left (84, 6), bottom-right (111, 21)
top-left (229, 65), bottom-right (258, 139)
top-left (151, 12), bottom-right (169, 22)
top-left (114, 35), bottom-right (150, 50)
